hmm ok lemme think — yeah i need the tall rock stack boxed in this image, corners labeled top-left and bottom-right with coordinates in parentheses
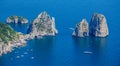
top-left (27, 11), bottom-right (58, 39)
top-left (89, 13), bottom-right (109, 37)
top-left (72, 19), bottom-right (89, 37)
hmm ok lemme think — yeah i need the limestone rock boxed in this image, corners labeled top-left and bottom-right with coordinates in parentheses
top-left (6, 16), bottom-right (28, 24)
top-left (27, 11), bottom-right (58, 39)
top-left (72, 19), bottom-right (89, 37)
top-left (0, 22), bottom-right (27, 56)
top-left (89, 13), bottom-right (109, 37)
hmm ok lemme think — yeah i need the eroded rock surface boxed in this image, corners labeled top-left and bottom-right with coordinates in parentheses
top-left (27, 11), bottom-right (58, 39)
top-left (7, 16), bottom-right (28, 24)
top-left (89, 13), bottom-right (109, 37)
top-left (72, 19), bottom-right (89, 37)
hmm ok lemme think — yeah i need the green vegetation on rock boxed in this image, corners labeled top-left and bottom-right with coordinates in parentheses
top-left (7, 16), bottom-right (28, 24)
top-left (0, 22), bottom-right (19, 44)
top-left (8, 16), bottom-right (24, 20)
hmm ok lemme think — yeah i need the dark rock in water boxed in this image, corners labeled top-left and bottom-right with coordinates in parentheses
top-left (6, 16), bottom-right (28, 24)
top-left (72, 19), bottom-right (89, 37)
top-left (26, 11), bottom-right (58, 39)
top-left (89, 13), bottom-right (109, 37)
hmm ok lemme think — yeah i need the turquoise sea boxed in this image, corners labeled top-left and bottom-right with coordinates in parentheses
top-left (0, 0), bottom-right (120, 66)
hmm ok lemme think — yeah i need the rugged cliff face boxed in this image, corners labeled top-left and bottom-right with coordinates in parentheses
top-left (27, 11), bottom-right (58, 39)
top-left (6, 16), bottom-right (28, 24)
top-left (0, 22), bottom-right (26, 56)
top-left (89, 13), bottom-right (109, 37)
top-left (73, 13), bottom-right (109, 37)
top-left (72, 19), bottom-right (89, 37)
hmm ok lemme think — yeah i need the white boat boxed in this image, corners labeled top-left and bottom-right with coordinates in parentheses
top-left (84, 51), bottom-right (93, 54)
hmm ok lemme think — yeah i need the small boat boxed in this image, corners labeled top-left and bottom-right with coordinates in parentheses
top-left (84, 51), bottom-right (93, 54)
top-left (24, 52), bottom-right (28, 54)
top-left (30, 49), bottom-right (33, 51)
top-left (69, 27), bottom-right (74, 30)
top-left (31, 57), bottom-right (34, 59)
top-left (16, 56), bottom-right (20, 58)
top-left (21, 55), bottom-right (24, 57)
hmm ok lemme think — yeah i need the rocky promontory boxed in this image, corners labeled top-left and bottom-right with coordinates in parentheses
top-left (0, 11), bottom-right (58, 56)
top-left (27, 11), bottom-right (58, 39)
top-left (72, 19), bottom-right (89, 37)
top-left (6, 16), bottom-right (28, 24)
top-left (89, 13), bottom-right (109, 37)
top-left (0, 22), bottom-right (27, 56)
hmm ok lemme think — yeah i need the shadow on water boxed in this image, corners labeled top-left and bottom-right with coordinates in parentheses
top-left (72, 36), bottom-right (108, 54)
top-left (72, 36), bottom-right (108, 66)
top-left (72, 37), bottom-right (89, 49)
top-left (89, 37), bottom-right (108, 55)
top-left (89, 36), bottom-right (108, 66)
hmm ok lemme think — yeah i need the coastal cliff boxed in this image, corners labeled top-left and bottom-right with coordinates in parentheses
top-left (0, 11), bottom-right (58, 56)
top-left (27, 11), bottom-right (58, 39)
top-left (0, 22), bottom-right (26, 56)
top-left (6, 16), bottom-right (28, 24)
top-left (72, 19), bottom-right (89, 37)
top-left (89, 13), bottom-right (109, 37)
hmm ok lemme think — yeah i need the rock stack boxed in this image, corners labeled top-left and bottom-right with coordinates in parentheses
top-left (72, 19), bottom-right (89, 37)
top-left (73, 13), bottom-right (109, 37)
top-left (89, 13), bottom-right (109, 37)
top-left (27, 11), bottom-right (58, 39)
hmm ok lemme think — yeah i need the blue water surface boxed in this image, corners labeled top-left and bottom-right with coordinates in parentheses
top-left (0, 0), bottom-right (120, 66)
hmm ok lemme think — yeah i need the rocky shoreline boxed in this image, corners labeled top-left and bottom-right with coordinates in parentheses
top-left (0, 11), bottom-right (58, 56)
top-left (0, 33), bottom-right (27, 56)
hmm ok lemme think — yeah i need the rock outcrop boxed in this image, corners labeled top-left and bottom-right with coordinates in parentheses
top-left (89, 13), bottom-right (109, 37)
top-left (7, 16), bottom-right (28, 24)
top-left (73, 13), bottom-right (109, 37)
top-left (27, 11), bottom-right (58, 39)
top-left (0, 22), bottom-right (26, 56)
top-left (72, 19), bottom-right (89, 37)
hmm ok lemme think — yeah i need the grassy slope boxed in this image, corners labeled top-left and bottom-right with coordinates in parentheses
top-left (0, 22), bottom-right (19, 44)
